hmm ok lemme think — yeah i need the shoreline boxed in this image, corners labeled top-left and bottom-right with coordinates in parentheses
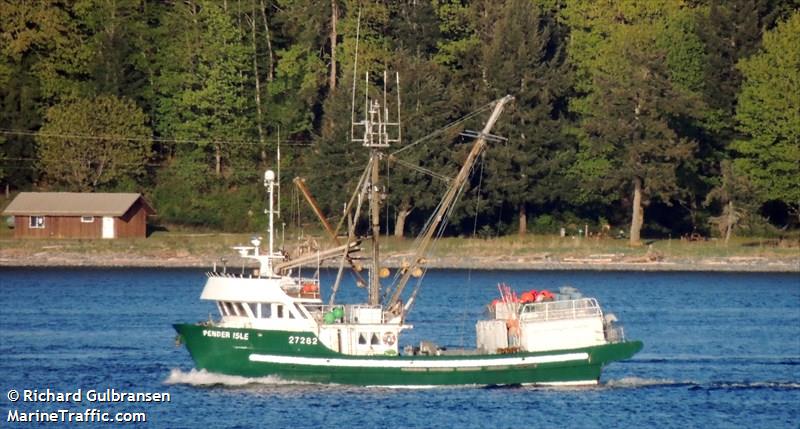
top-left (1, 253), bottom-right (797, 273)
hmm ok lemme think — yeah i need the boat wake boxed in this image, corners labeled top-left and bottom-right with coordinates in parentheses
top-left (164, 368), bottom-right (310, 388)
top-left (603, 377), bottom-right (800, 391)
top-left (631, 355), bottom-right (800, 366)
top-left (604, 376), bottom-right (684, 388)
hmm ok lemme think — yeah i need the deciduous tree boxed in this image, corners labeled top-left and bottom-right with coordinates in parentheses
top-left (36, 95), bottom-right (151, 191)
top-left (733, 12), bottom-right (800, 222)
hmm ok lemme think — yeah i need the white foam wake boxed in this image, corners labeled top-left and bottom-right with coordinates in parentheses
top-left (164, 368), bottom-right (306, 387)
top-left (603, 376), bottom-right (681, 388)
top-left (604, 377), bottom-right (800, 390)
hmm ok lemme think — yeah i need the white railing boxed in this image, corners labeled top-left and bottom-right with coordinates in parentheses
top-left (304, 304), bottom-right (387, 325)
top-left (519, 298), bottom-right (602, 322)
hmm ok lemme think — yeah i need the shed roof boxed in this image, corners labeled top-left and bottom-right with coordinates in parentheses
top-left (2, 192), bottom-right (155, 217)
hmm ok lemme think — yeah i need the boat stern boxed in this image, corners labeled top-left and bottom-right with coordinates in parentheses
top-left (591, 340), bottom-right (643, 366)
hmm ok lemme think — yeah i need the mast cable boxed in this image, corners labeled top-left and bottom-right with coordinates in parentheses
top-left (461, 151), bottom-right (486, 349)
top-left (389, 101), bottom-right (495, 157)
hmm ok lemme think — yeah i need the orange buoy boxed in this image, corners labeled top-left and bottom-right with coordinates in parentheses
top-left (520, 291), bottom-right (535, 303)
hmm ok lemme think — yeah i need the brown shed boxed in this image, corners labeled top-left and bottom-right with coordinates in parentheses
top-left (2, 192), bottom-right (155, 239)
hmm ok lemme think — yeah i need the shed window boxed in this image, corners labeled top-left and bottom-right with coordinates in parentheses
top-left (80, 216), bottom-right (95, 223)
top-left (29, 216), bottom-right (45, 229)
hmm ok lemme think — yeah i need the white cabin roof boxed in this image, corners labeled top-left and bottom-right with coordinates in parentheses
top-left (200, 275), bottom-right (311, 303)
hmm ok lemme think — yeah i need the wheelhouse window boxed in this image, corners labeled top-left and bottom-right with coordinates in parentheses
top-left (29, 216), bottom-right (45, 229)
top-left (233, 302), bottom-right (246, 317)
top-left (276, 304), bottom-right (284, 318)
top-left (292, 304), bottom-right (308, 319)
top-left (247, 303), bottom-right (259, 318)
top-left (80, 216), bottom-right (95, 223)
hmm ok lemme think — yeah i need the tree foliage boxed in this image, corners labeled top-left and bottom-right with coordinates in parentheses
top-left (1, 0), bottom-right (797, 236)
top-left (36, 95), bottom-right (151, 191)
top-left (481, 0), bottom-right (574, 235)
top-left (733, 12), bottom-right (800, 220)
top-left (571, 9), bottom-right (702, 243)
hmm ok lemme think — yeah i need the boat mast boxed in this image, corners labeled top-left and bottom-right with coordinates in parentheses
top-left (353, 72), bottom-right (400, 306)
top-left (266, 169), bottom-right (275, 259)
top-left (253, 168), bottom-right (281, 277)
top-left (369, 143), bottom-right (382, 306)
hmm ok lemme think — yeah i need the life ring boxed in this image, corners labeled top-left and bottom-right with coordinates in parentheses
top-left (382, 332), bottom-right (396, 346)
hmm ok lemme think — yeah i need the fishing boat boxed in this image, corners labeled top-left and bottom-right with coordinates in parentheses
top-left (174, 93), bottom-right (643, 387)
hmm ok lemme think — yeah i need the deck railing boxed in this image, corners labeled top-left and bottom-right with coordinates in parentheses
top-left (519, 298), bottom-right (602, 322)
top-left (305, 304), bottom-right (387, 324)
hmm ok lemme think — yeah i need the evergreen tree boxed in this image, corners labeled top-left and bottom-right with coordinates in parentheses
top-left (0, 1), bottom-right (82, 189)
top-left (697, 0), bottom-right (792, 141)
top-left (580, 24), bottom-right (701, 245)
top-left (384, 56), bottom-right (455, 238)
top-left (154, 0), bottom-right (253, 180)
top-left (149, 1), bottom-right (262, 230)
top-left (266, 0), bottom-right (328, 138)
top-left (303, 1), bottom-right (393, 218)
top-left (480, 0), bottom-right (574, 235)
top-left (77, 0), bottom-right (149, 100)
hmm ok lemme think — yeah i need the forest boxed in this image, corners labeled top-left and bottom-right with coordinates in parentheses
top-left (1, 0), bottom-right (798, 244)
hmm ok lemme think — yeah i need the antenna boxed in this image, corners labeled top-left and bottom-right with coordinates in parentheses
top-left (383, 70), bottom-right (388, 147)
top-left (396, 72), bottom-right (402, 145)
top-left (353, 72), bottom-right (401, 148)
top-left (349, 9), bottom-right (361, 141)
top-left (263, 168), bottom-right (278, 276)
top-left (277, 126), bottom-right (281, 217)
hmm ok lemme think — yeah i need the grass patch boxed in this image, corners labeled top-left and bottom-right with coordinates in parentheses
top-left (0, 226), bottom-right (797, 263)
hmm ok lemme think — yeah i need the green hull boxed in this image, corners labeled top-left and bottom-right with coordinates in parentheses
top-left (174, 324), bottom-right (642, 386)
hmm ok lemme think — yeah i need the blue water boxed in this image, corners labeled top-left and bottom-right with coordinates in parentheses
top-left (1, 268), bottom-right (798, 428)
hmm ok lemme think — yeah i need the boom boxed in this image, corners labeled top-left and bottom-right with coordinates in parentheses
top-left (385, 95), bottom-right (514, 313)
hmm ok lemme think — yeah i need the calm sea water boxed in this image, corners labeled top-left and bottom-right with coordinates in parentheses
top-left (1, 267), bottom-right (798, 428)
